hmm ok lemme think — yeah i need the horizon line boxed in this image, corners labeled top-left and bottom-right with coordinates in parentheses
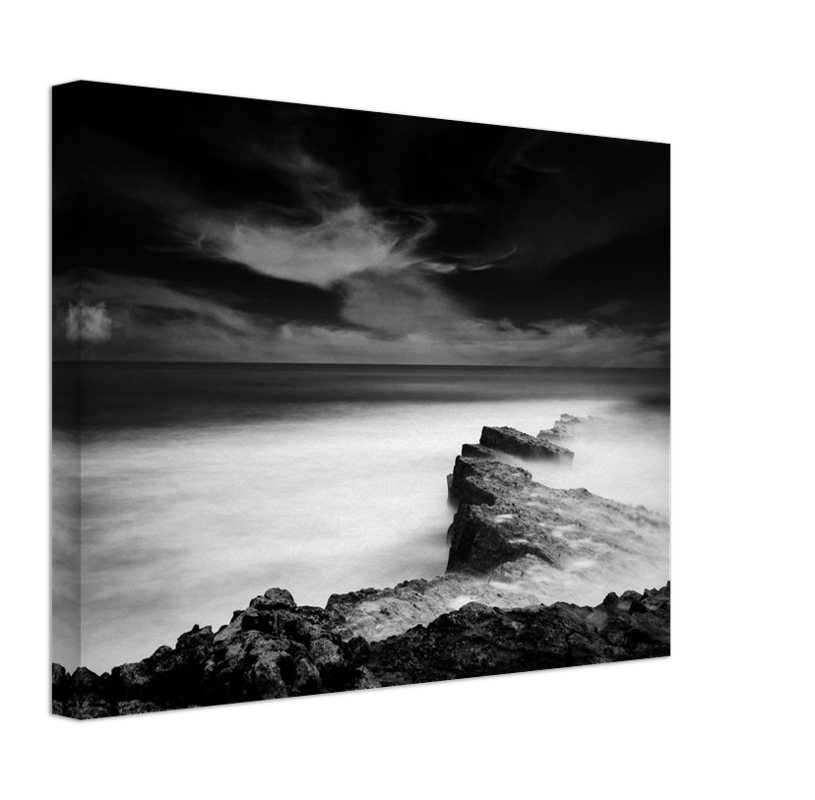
top-left (52, 359), bottom-right (669, 370)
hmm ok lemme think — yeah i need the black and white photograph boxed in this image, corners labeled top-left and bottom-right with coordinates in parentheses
top-left (52, 81), bottom-right (670, 717)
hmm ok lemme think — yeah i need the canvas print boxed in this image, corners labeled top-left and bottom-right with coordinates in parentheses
top-left (52, 82), bottom-right (670, 719)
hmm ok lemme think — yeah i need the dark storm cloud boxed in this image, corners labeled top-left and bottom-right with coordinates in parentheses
top-left (482, 128), bottom-right (547, 186)
top-left (185, 111), bottom-right (351, 210)
top-left (489, 130), bottom-right (669, 243)
top-left (52, 81), bottom-right (669, 365)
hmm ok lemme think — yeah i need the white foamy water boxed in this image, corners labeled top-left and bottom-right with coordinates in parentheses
top-left (501, 409), bottom-right (670, 516)
top-left (52, 365), bottom-right (669, 672)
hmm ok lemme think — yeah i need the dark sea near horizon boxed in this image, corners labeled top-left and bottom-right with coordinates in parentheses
top-left (52, 363), bottom-right (670, 673)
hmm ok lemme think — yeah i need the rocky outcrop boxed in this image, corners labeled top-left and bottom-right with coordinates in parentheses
top-left (447, 456), bottom-right (667, 574)
top-left (52, 666), bottom-right (116, 719)
top-left (538, 413), bottom-right (589, 439)
top-left (52, 419), bottom-right (669, 719)
top-left (461, 443), bottom-right (494, 459)
top-left (447, 455), bottom-right (531, 505)
top-left (325, 566), bottom-right (544, 643)
top-left (53, 580), bottom-right (670, 717)
top-left (480, 425), bottom-right (574, 460)
top-left (51, 663), bottom-right (69, 715)
top-left (325, 456), bottom-right (667, 644)
top-left (51, 588), bottom-right (379, 719)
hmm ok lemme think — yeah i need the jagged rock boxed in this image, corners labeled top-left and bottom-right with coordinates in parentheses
top-left (629, 598), bottom-right (649, 614)
top-left (448, 456), bottom-right (532, 505)
top-left (326, 586), bottom-right (384, 609)
top-left (116, 700), bottom-right (163, 715)
top-left (480, 426), bottom-right (574, 460)
top-left (448, 501), bottom-right (569, 573)
top-left (538, 413), bottom-right (589, 439)
top-left (446, 457), bottom-right (668, 575)
top-left (56, 667), bottom-right (115, 718)
top-left (52, 580), bottom-right (669, 717)
top-left (62, 693), bottom-right (114, 720)
top-left (461, 443), bottom-right (494, 459)
top-left (366, 584), bottom-right (670, 686)
top-left (619, 589), bottom-right (643, 604)
top-left (53, 588), bottom-right (376, 718)
top-left (261, 588), bottom-right (297, 609)
top-left (51, 662), bottom-right (70, 715)
top-left (326, 573), bottom-right (504, 642)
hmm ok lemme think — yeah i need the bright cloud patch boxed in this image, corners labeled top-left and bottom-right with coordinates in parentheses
top-left (341, 269), bottom-right (470, 336)
top-left (183, 203), bottom-right (421, 289)
top-left (65, 303), bottom-right (113, 343)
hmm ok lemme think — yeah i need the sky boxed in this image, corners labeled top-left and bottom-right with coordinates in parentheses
top-left (52, 82), bottom-right (669, 366)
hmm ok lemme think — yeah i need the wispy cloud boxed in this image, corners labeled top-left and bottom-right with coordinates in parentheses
top-left (340, 269), bottom-right (473, 336)
top-left (187, 112), bottom-right (349, 205)
top-left (81, 130), bottom-right (455, 292)
top-left (53, 269), bottom-right (667, 366)
top-left (268, 317), bottom-right (668, 367)
top-left (181, 202), bottom-right (419, 289)
top-left (585, 299), bottom-right (632, 319)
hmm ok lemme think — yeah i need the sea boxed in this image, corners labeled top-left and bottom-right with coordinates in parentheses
top-left (52, 363), bottom-right (670, 673)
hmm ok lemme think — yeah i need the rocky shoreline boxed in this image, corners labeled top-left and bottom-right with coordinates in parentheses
top-left (52, 419), bottom-right (670, 719)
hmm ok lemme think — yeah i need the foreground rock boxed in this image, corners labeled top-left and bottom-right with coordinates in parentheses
top-left (52, 588), bottom-right (378, 719)
top-left (367, 583), bottom-right (670, 685)
top-left (53, 583), bottom-right (669, 717)
top-left (480, 425), bottom-right (574, 460)
top-left (326, 565), bottom-right (546, 642)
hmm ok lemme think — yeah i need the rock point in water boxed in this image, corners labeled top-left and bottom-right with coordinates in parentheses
top-left (480, 425), bottom-right (574, 460)
top-left (538, 413), bottom-right (591, 440)
top-left (52, 419), bottom-right (669, 719)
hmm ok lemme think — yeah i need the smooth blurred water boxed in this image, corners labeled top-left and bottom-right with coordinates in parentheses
top-left (52, 363), bottom-right (669, 672)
